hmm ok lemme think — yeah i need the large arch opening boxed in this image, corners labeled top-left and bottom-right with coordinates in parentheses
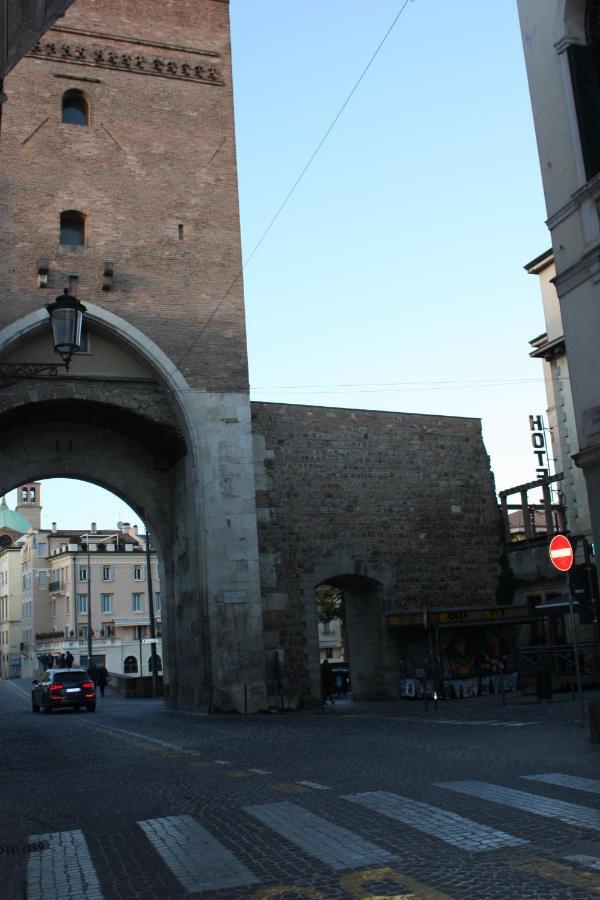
top-left (1, 477), bottom-right (166, 690)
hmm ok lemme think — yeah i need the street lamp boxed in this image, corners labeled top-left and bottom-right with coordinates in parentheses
top-left (45, 288), bottom-right (87, 370)
top-left (0, 288), bottom-right (87, 388)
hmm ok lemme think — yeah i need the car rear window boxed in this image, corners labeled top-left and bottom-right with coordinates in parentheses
top-left (55, 672), bottom-right (87, 684)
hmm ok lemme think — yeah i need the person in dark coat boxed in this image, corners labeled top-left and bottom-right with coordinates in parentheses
top-left (96, 665), bottom-right (109, 697)
top-left (65, 650), bottom-right (74, 669)
top-left (57, 653), bottom-right (66, 667)
top-left (88, 662), bottom-right (98, 686)
top-left (321, 659), bottom-right (335, 706)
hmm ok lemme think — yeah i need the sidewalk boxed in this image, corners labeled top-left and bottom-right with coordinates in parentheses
top-left (320, 689), bottom-right (600, 725)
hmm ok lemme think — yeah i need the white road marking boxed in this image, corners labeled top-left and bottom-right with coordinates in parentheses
top-left (137, 815), bottom-right (257, 893)
top-left (298, 781), bottom-right (331, 790)
top-left (523, 773), bottom-right (600, 796)
top-left (248, 768), bottom-right (272, 774)
top-left (27, 830), bottom-right (104, 900)
top-left (245, 800), bottom-right (393, 871)
top-left (214, 759), bottom-right (232, 765)
top-left (439, 781), bottom-right (600, 830)
top-left (344, 791), bottom-right (526, 851)
top-left (565, 853), bottom-right (600, 871)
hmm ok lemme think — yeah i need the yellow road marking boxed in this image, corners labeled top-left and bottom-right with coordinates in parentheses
top-left (272, 783), bottom-right (311, 794)
top-left (252, 888), bottom-right (327, 899)
top-left (341, 866), bottom-right (452, 900)
top-left (223, 769), bottom-right (249, 778)
top-left (507, 856), bottom-right (600, 893)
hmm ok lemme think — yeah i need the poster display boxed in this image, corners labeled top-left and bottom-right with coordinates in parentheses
top-left (400, 625), bottom-right (518, 700)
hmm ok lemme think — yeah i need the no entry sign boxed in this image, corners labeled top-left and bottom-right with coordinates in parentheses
top-left (549, 534), bottom-right (574, 572)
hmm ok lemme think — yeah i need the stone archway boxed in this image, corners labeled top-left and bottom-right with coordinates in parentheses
top-left (0, 306), bottom-right (267, 712)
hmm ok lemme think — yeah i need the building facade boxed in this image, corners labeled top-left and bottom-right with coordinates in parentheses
top-left (517, 0), bottom-right (600, 559)
top-left (526, 249), bottom-right (592, 538)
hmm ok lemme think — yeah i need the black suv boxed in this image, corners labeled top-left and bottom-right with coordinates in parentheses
top-left (32, 668), bottom-right (96, 714)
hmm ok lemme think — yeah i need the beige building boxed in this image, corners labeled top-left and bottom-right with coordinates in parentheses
top-left (0, 545), bottom-right (24, 678)
top-left (39, 523), bottom-right (162, 677)
top-left (318, 618), bottom-right (344, 662)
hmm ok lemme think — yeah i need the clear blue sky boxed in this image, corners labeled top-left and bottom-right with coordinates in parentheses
top-left (8, 0), bottom-right (551, 527)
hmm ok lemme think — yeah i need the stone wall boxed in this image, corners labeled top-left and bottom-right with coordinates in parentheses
top-left (252, 402), bottom-right (502, 704)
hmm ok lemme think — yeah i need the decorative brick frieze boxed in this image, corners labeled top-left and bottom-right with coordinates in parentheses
top-left (28, 34), bottom-right (224, 86)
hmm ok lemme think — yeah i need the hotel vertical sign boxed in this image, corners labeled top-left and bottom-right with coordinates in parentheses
top-left (529, 414), bottom-right (549, 479)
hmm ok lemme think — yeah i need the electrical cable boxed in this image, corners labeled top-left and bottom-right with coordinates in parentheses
top-left (174, 0), bottom-right (416, 371)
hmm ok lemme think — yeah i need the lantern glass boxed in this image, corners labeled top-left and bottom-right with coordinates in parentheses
top-left (45, 289), bottom-right (87, 368)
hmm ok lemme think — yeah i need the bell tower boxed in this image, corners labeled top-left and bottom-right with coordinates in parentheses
top-left (0, 0), bottom-right (267, 712)
top-left (16, 482), bottom-right (42, 530)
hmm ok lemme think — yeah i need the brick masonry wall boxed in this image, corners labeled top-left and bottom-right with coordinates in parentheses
top-left (252, 402), bottom-right (503, 701)
top-left (0, 0), bottom-right (247, 391)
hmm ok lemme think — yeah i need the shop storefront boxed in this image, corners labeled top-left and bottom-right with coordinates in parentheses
top-left (388, 605), bottom-right (533, 700)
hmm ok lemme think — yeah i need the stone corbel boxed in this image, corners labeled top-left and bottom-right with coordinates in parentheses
top-left (37, 259), bottom-right (49, 288)
top-left (102, 261), bottom-right (113, 291)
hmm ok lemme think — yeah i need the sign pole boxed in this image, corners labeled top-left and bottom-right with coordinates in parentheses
top-left (567, 578), bottom-right (585, 721)
top-left (549, 534), bottom-right (585, 721)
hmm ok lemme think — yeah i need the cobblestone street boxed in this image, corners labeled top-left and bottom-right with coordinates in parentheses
top-left (1, 680), bottom-right (599, 899)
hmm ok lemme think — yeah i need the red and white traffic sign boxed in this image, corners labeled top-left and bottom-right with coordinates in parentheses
top-left (549, 534), bottom-right (574, 572)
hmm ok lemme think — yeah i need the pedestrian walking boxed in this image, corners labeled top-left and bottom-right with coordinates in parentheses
top-left (321, 658), bottom-right (335, 706)
top-left (65, 650), bottom-right (74, 669)
top-left (58, 653), bottom-right (66, 667)
top-left (96, 664), bottom-right (109, 697)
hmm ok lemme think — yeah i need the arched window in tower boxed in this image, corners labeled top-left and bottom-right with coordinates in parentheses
top-left (568, 1), bottom-right (600, 179)
top-left (60, 211), bottom-right (86, 246)
top-left (61, 90), bottom-right (89, 126)
top-left (29, 488), bottom-right (35, 503)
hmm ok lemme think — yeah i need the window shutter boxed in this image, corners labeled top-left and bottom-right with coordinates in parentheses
top-left (568, 44), bottom-right (600, 180)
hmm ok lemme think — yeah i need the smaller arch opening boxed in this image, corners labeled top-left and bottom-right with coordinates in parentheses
top-left (62, 89), bottom-right (89, 126)
top-left (60, 210), bottom-right (86, 246)
top-left (148, 654), bottom-right (162, 673)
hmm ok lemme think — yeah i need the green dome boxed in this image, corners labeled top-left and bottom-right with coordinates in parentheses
top-left (0, 497), bottom-right (31, 534)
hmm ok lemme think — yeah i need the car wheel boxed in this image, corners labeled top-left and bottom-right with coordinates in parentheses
top-left (43, 699), bottom-right (52, 714)
top-left (86, 703), bottom-right (96, 713)
top-left (31, 698), bottom-right (40, 713)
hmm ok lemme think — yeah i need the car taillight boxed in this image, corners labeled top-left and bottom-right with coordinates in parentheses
top-left (50, 683), bottom-right (63, 692)
top-left (82, 682), bottom-right (94, 690)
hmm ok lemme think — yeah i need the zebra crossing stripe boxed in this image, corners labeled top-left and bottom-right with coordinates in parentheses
top-left (245, 800), bottom-right (393, 871)
top-left (438, 781), bottom-right (600, 830)
top-left (137, 815), bottom-right (257, 893)
top-left (523, 773), bottom-right (600, 796)
top-left (344, 791), bottom-right (526, 851)
top-left (26, 830), bottom-right (104, 900)
top-left (565, 854), bottom-right (600, 871)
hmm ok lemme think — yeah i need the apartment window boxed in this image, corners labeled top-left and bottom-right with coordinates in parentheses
top-left (38, 570), bottom-right (47, 588)
top-left (132, 564), bottom-right (143, 581)
top-left (132, 592), bottom-right (144, 612)
top-left (102, 565), bottom-right (113, 582)
top-left (124, 656), bottom-right (138, 674)
top-left (60, 210), bottom-right (86, 246)
top-left (100, 594), bottom-right (113, 614)
top-left (79, 625), bottom-right (89, 640)
top-left (322, 621), bottom-right (333, 635)
top-left (154, 592), bottom-right (161, 612)
top-left (37, 543), bottom-right (46, 557)
top-left (62, 89), bottom-right (89, 126)
top-left (76, 594), bottom-right (88, 614)
top-left (78, 566), bottom-right (88, 582)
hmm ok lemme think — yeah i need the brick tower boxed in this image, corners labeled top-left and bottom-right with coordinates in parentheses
top-left (0, 0), bottom-right (266, 712)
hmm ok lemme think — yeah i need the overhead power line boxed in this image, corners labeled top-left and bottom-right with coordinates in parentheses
top-left (175, 0), bottom-right (416, 371)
